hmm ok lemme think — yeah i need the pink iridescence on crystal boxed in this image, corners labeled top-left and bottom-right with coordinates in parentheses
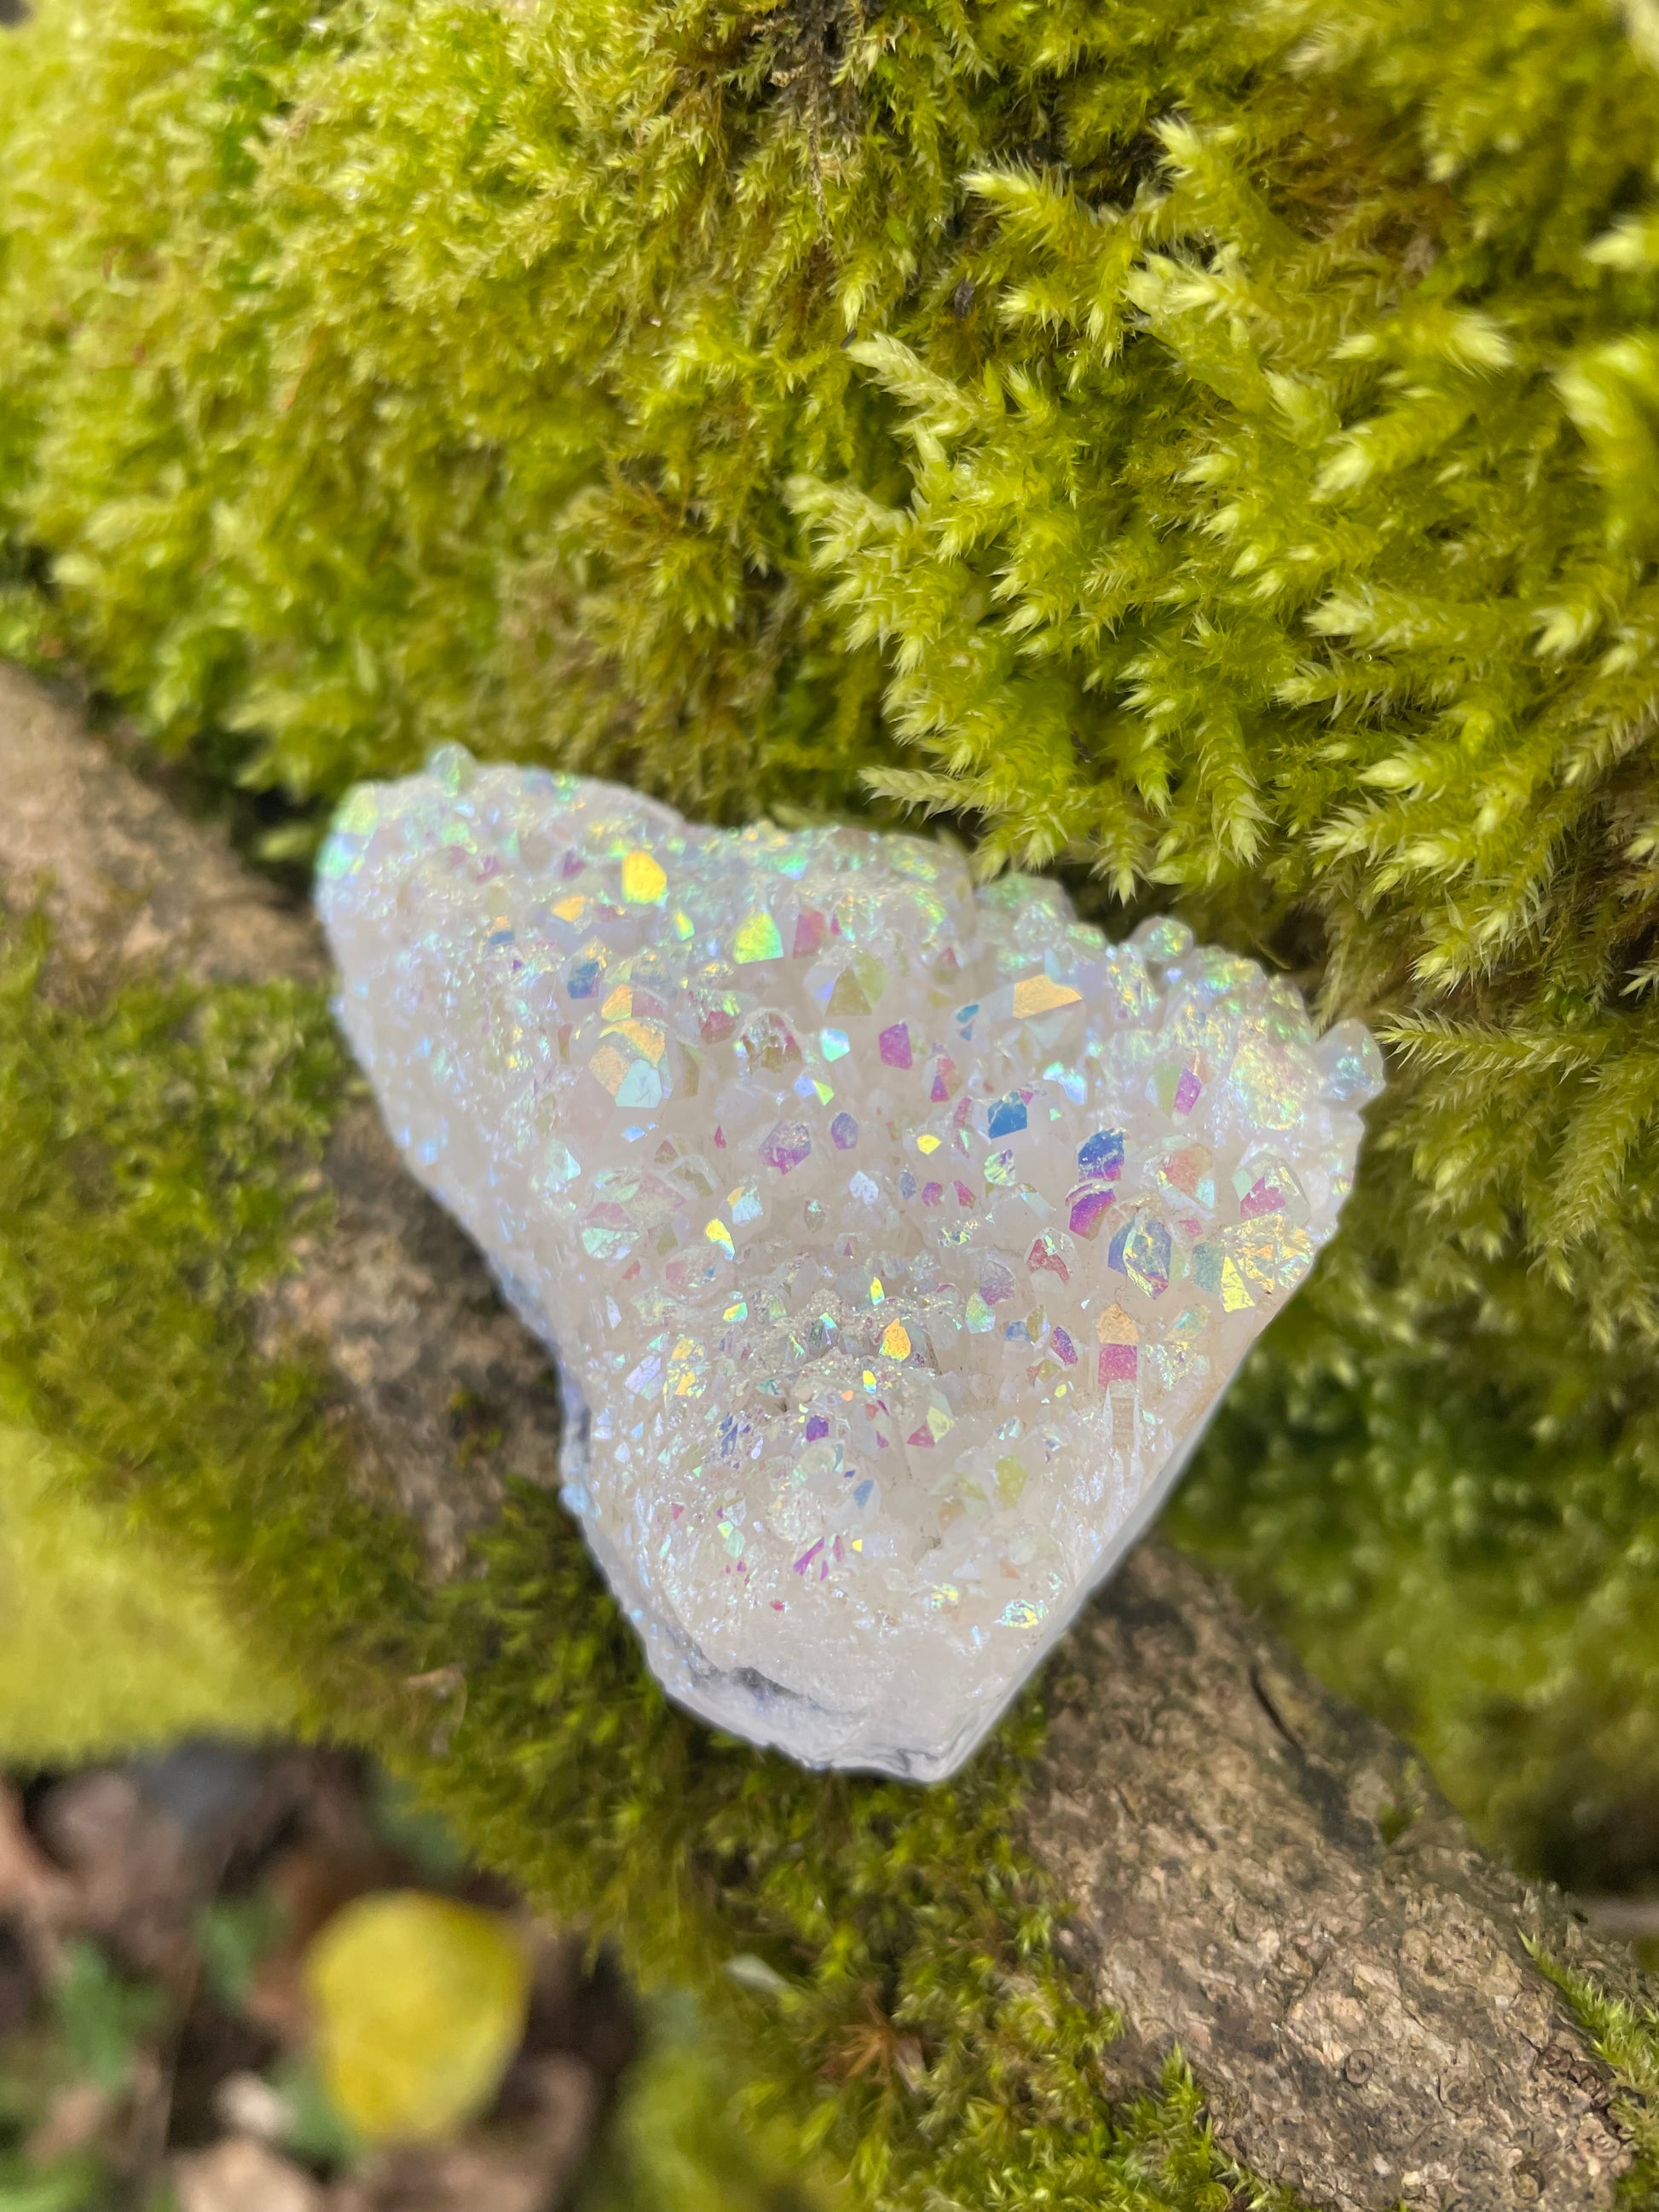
top-left (317, 750), bottom-right (1383, 1780)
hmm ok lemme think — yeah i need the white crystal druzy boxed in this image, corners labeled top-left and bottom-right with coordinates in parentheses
top-left (317, 751), bottom-right (1381, 1780)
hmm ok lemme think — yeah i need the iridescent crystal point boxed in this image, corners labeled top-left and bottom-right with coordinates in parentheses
top-left (317, 750), bottom-right (1381, 1779)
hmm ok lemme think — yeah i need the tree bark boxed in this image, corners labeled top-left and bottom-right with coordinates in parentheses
top-left (0, 665), bottom-right (563, 1577)
top-left (0, 664), bottom-right (1650, 2212)
top-left (1028, 1548), bottom-right (1638, 2210)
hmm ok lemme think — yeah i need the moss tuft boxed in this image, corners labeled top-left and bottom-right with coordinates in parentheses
top-left (0, 1418), bottom-right (292, 1760)
top-left (1176, 1152), bottom-right (1659, 1888)
top-left (1529, 1946), bottom-right (1659, 2203)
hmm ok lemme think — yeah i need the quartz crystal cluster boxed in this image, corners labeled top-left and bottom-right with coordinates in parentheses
top-left (317, 751), bottom-right (1382, 1779)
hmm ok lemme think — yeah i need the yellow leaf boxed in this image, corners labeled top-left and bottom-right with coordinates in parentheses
top-left (304, 1891), bottom-right (529, 2144)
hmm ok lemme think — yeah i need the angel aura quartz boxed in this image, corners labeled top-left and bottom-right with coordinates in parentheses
top-left (317, 750), bottom-right (1382, 1780)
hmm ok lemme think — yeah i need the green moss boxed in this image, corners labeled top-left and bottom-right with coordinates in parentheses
top-left (1529, 1947), bottom-right (1659, 2203)
top-left (569, 1990), bottom-right (841, 2212)
top-left (0, 916), bottom-right (432, 1733)
top-left (1175, 1146), bottom-right (1659, 1887)
top-left (0, 1418), bottom-right (292, 1760)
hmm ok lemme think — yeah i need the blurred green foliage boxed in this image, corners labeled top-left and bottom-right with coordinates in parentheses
top-left (570, 1991), bottom-right (835, 2212)
top-left (0, 1423), bottom-right (292, 1764)
top-left (0, 1941), bottom-right (164, 2212)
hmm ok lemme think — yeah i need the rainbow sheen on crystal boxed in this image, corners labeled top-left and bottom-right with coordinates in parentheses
top-left (317, 750), bottom-right (1382, 1780)
top-left (733, 910), bottom-right (783, 964)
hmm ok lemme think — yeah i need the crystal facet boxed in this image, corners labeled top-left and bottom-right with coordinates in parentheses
top-left (317, 752), bottom-right (1382, 1780)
